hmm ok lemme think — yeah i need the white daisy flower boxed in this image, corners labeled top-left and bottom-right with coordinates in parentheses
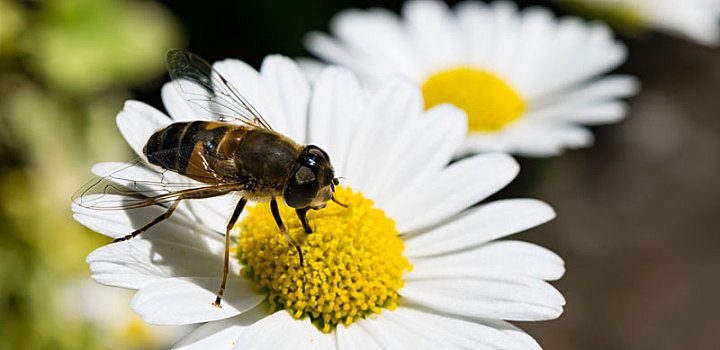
top-left (304, 0), bottom-right (639, 157)
top-left (73, 55), bottom-right (564, 348)
top-left (556, 0), bottom-right (720, 46)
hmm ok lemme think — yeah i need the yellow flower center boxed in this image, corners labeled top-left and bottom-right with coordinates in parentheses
top-left (422, 67), bottom-right (525, 132)
top-left (237, 186), bottom-right (411, 333)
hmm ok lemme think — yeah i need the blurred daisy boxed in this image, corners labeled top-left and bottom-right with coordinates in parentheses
top-left (305, 0), bottom-right (639, 156)
top-left (556, 0), bottom-right (720, 46)
top-left (73, 56), bottom-right (564, 348)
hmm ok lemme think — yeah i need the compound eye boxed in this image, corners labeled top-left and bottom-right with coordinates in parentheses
top-left (284, 166), bottom-right (319, 208)
top-left (306, 145), bottom-right (329, 160)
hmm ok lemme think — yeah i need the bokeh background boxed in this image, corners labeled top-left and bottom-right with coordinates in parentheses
top-left (0, 0), bottom-right (718, 349)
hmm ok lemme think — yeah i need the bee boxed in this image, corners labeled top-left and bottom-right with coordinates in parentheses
top-left (74, 50), bottom-right (342, 307)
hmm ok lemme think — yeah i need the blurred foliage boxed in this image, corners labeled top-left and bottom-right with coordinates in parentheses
top-left (555, 0), bottom-right (648, 35)
top-left (0, 0), bottom-right (182, 349)
top-left (26, 0), bottom-right (181, 94)
top-left (0, 0), bottom-right (26, 56)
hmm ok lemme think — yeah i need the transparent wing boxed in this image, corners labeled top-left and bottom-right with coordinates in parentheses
top-left (72, 159), bottom-right (248, 211)
top-left (166, 49), bottom-right (273, 130)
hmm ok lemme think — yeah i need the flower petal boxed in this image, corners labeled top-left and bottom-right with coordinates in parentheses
top-left (348, 313), bottom-right (442, 349)
top-left (304, 32), bottom-right (387, 84)
top-left (401, 274), bottom-right (565, 321)
top-left (475, 319), bottom-right (542, 350)
top-left (403, 0), bottom-right (465, 70)
top-left (116, 101), bottom-right (172, 159)
top-left (307, 66), bottom-right (363, 176)
top-left (86, 230), bottom-right (231, 290)
top-left (335, 322), bottom-right (382, 350)
top-left (73, 197), bottom-right (157, 239)
top-left (233, 311), bottom-right (336, 349)
top-left (510, 122), bottom-right (594, 156)
top-left (391, 153), bottom-right (519, 232)
top-left (342, 78), bottom-right (424, 195)
top-left (259, 55), bottom-right (310, 142)
top-left (407, 240), bottom-right (564, 282)
top-left (380, 306), bottom-right (538, 349)
top-left (331, 8), bottom-right (424, 81)
top-left (131, 277), bottom-right (264, 325)
top-left (366, 104), bottom-right (467, 211)
top-left (173, 306), bottom-right (267, 350)
top-left (212, 59), bottom-right (274, 127)
top-left (404, 199), bottom-right (555, 257)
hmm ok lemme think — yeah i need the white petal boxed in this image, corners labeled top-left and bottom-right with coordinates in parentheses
top-left (182, 194), bottom-right (243, 236)
top-left (404, 199), bottom-right (555, 257)
top-left (481, 1), bottom-right (523, 77)
top-left (259, 55), bottom-right (310, 142)
top-left (304, 32), bottom-right (388, 84)
top-left (330, 8), bottom-right (424, 81)
top-left (525, 75), bottom-right (639, 125)
top-left (131, 277), bottom-right (264, 325)
top-left (295, 57), bottom-right (327, 83)
top-left (116, 101), bottom-right (172, 159)
top-left (342, 78), bottom-right (424, 195)
top-left (455, 1), bottom-right (493, 66)
top-left (391, 153), bottom-right (519, 232)
top-left (75, 192), bottom-right (235, 249)
top-left (644, 0), bottom-right (720, 45)
top-left (307, 66), bottom-right (363, 176)
top-left (348, 313), bottom-right (439, 349)
top-left (335, 323), bottom-right (382, 350)
top-left (380, 306), bottom-right (538, 349)
top-left (401, 275), bottom-right (565, 321)
top-left (86, 229), bottom-right (231, 289)
top-left (73, 197), bottom-right (161, 239)
top-left (475, 319), bottom-right (542, 350)
top-left (233, 311), bottom-right (335, 349)
top-left (83, 160), bottom-right (236, 234)
top-left (403, 0), bottom-right (465, 70)
top-left (212, 59), bottom-right (273, 126)
top-left (495, 121), bottom-right (594, 157)
top-left (531, 75), bottom-right (639, 107)
top-left (89, 161), bottom-right (169, 196)
top-left (505, 6), bottom-right (558, 90)
top-left (161, 81), bottom-right (216, 122)
top-left (407, 240), bottom-right (564, 282)
top-left (368, 104), bottom-right (467, 210)
top-left (173, 306), bottom-right (267, 350)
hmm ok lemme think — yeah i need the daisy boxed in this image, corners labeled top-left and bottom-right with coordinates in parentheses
top-left (556, 0), bottom-right (720, 46)
top-left (73, 55), bottom-right (564, 348)
top-left (304, 0), bottom-right (639, 157)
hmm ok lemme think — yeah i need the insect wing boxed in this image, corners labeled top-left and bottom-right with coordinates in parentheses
top-left (166, 49), bottom-right (273, 130)
top-left (72, 160), bottom-right (241, 211)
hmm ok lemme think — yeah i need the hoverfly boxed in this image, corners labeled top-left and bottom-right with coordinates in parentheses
top-left (74, 50), bottom-right (342, 307)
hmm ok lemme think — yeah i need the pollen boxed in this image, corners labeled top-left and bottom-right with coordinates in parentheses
top-left (422, 67), bottom-right (525, 132)
top-left (236, 186), bottom-right (411, 333)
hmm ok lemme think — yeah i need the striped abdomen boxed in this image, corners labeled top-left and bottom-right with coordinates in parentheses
top-left (143, 121), bottom-right (301, 193)
top-left (144, 121), bottom-right (239, 184)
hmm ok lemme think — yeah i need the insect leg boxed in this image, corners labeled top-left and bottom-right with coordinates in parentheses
top-left (270, 198), bottom-right (304, 266)
top-left (113, 198), bottom-right (182, 243)
top-left (213, 197), bottom-right (247, 308)
top-left (331, 195), bottom-right (348, 208)
top-left (112, 186), bottom-right (239, 243)
top-left (295, 208), bottom-right (312, 234)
